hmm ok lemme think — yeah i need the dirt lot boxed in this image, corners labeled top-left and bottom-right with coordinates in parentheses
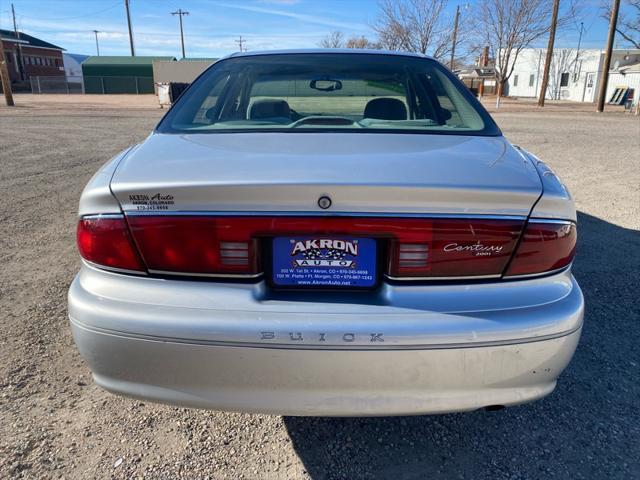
top-left (1, 94), bottom-right (639, 479)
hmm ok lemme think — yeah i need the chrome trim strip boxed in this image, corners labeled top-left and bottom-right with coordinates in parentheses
top-left (70, 316), bottom-right (583, 351)
top-left (82, 259), bottom-right (148, 276)
top-left (93, 264), bottom-right (570, 283)
top-left (385, 273), bottom-right (502, 281)
top-left (148, 269), bottom-right (264, 279)
top-left (81, 213), bottom-right (125, 220)
top-left (124, 211), bottom-right (528, 220)
top-left (503, 264), bottom-right (572, 280)
top-left (387, 265), bottom-right (572, 282)
top-left (528, 218), bottom-right (576, 225)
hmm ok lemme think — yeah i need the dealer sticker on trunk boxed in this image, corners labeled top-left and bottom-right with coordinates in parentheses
top-left (272, 237), bottom-right (377, 288)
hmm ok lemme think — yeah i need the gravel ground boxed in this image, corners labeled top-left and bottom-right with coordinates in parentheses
top-left (1, 95), bottom-right (639, 479)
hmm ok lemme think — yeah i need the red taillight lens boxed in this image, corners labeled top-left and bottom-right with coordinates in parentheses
top-left (126, 216), bottom-right (523, 279)
top-left (78, 215), bottom-right (575, 280)
top-left (505, 221), bottom-right (576, 277)
top-left (77, 216), bottom-right (144, 272)
top-left (127, 216), bottom-right (259, 275)
top-left (388, 219), bottom-right (524, 278)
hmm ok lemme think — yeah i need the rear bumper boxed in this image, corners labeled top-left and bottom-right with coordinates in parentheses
top-left (69, 263), bottom-right (584, 416)
top-left (71, 322), bottom-right (580, 416)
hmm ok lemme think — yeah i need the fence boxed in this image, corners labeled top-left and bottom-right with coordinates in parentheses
top-left (83, 76), bottom-right (155, 94)
top-left (30, 75), bottom-right (156, 94)
top-left (30, 76), bottom-right (83, 94)
top-left (461, 78), bottom-right (497, 96)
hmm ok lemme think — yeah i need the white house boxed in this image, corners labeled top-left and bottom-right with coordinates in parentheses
top-left (505, 48), bottom-right (640, 106)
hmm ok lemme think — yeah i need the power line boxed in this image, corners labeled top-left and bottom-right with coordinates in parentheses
top-left (45, 1), bottom-right (120, 22)
top-left (171, 9), bottom-right (189, 59)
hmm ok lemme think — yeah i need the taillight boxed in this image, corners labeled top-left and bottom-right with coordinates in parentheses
top-left (396, 244), bottom-right (430, 270)
top-left (504, 221), bottom-right (576, 277)
top-left (78, 215), bottom-right (575, 280)
top-left (127, 216), bottom-right (259, 275)
top-left (125, 216), bottom-right (523, 279)
top-left (388, 219), bottom-right (523, 278)
top-left (77, 215), bottom-right (144, 272)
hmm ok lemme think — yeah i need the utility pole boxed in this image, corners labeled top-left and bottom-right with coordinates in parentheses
top-left (235, 36), bottom-right (245, 52)
top-left (0, 36), bottom-right (15, 106)
top-left (596, 0), bottom-right (620, 112)
top-left (93, 30), bottom-right (101, 56)
top-left (574, 21), bottom-right (584, 80)
top-left (538, 0), bottom-right (560, 107)
top-left (124, 0), bottom-right (135, 56)
top-left (449, 5), bottom-right (460, 70)
top-left (11, 4), bottom-right (25, 81)
top-left (575, 22), bottom-right (584, 65)
top-left (171, 9), bottom-right (189, 59)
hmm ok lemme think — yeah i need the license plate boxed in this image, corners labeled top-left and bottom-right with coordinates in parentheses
top-left (272, 236), bottom-right (377, 288)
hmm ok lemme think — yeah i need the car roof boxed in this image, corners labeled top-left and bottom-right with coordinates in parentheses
top-left (225, 49), bottom-right (433, 61)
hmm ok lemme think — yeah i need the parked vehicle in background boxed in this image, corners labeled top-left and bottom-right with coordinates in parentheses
top-left (69, 50), bottom-right (583, 416)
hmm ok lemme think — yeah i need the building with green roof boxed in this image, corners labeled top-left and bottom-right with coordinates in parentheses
top-left (82, 56), bottom-right (175, 94)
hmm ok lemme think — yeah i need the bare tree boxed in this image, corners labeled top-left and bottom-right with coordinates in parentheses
top-left (319, 31), bottom-right (345, 48)
top-left (601, 0), bottom-right (640, 48)
top-left (476, 0), bottom-right (577, 96)
top-left (319, 31), bottom-right (380, 49)
top-left (373, 0), bottom-right (454, 59)
top-left (548, 48), bottom-right (578, 100)
top-left (346, 36), bottom-right (380, 49)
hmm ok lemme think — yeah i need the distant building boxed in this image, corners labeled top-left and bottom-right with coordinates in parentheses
top-left (152, 58), bottom-right (217, 84)
top-left (82, 56), bottom-right (176, 94)
top-left (152, 58), bottom-right (218, 107)
top-left (63, 53), bottom-right (89, 81)
top-left (0, 28), bottom-right (65, 84)
top-left (458, 67), bottom-right (497, 96)
top-left (505, 48), bottom-right (640, 106)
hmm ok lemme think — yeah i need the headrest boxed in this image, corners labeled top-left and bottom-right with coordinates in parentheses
top-left (249, 99), bottom-right (291, 120)
top-left (363, 98), bottom-right (407, 120)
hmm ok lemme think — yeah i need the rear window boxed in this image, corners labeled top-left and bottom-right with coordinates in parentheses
top-left (158, 53), bottom-right (498, 135)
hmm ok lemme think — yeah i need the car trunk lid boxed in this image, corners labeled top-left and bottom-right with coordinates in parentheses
top-left (110, 132), bottom-right (542, 216)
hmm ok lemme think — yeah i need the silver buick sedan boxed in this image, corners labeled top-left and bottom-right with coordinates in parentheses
top-left (69, 50), bottom-right (583, 416)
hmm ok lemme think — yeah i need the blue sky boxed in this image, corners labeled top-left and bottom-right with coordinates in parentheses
top-left (0, 0), bottom-right (625, 59)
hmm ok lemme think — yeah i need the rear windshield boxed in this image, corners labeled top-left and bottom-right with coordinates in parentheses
top-left (157, 53), bottom-right (499, 135)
